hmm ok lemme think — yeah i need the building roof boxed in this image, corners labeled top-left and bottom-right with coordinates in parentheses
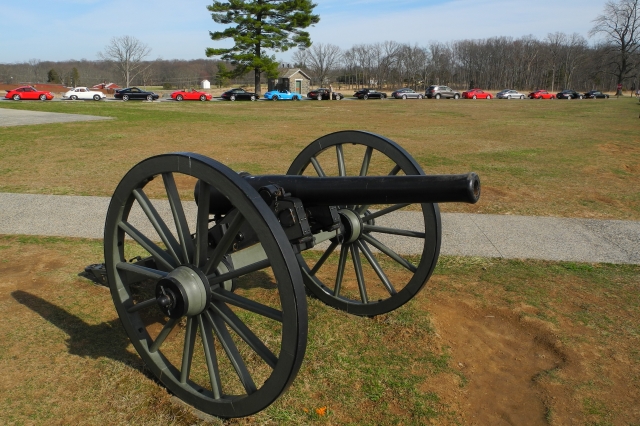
top-left (278, 68), bottom-right (311, 80)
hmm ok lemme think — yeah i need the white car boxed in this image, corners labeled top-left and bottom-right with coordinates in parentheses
top-left (496, 89), bottom-right (527, 99)
top-left (62, 87), bottom-right (106, 101)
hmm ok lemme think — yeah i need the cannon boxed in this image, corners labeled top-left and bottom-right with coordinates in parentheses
top-left (100, 131), bottom-right (480, 418)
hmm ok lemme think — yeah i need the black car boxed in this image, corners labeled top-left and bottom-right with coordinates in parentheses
top-left (584, 90), bottom-right (609, 99)
top-left (306, 88), bottom-right (343, 100)
top-left (391, 88), bottom-right (423, 99)
top-left (221, 88), bottom-right (259, 101)
top-left (114, 87), bottom-right (160, 101)
top-left (354, 88), bottom-right (387, 100)
top-left (556, 90), bottom-right (583, 100)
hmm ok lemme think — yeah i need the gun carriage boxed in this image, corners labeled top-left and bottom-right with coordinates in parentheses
top-left (100, 131), bottom-right (480, 418)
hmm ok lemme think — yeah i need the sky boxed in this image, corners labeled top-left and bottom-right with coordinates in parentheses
top-left (0, 0), bottom-right (608, 64)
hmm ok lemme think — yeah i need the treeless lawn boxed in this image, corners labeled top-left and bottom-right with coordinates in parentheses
top-left (0, 236), bottom-right (637, 425)
top-left (0, 97), bottom-right (639, 219)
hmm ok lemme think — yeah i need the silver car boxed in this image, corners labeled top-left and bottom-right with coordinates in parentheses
top-left (497, 89), bottom-right (526, 99)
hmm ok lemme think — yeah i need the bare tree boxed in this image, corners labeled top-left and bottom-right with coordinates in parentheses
top-left (99, 36), bottom-right (152, 87)
top-left (27, 59), bottom-right (43, 83)
top-left (297, 43), bottom-right (342, 85)
top-left (589, 0), bottom-right (640, 94)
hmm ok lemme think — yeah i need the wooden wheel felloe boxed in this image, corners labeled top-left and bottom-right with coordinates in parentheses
top-left (286, 131), bottom-right (442, 317)
top-left (104, 153), bottom-right (307, 418)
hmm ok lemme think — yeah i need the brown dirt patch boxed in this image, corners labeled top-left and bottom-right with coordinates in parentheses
top-left (425, 297), bottom-right (563, 425)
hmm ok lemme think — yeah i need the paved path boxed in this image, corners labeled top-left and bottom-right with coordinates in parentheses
top-left (1, 193), bottom-right (638, 265)
top-left (0, 108), bottom-right (112, 127)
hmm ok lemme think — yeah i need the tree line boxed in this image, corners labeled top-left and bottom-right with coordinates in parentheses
top-left (294, 34), bottom-right (629, 93)
top-left (2, 34), bottom-right (637, 94)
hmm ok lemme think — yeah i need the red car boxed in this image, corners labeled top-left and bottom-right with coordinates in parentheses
top-left (170, 89), bottom-right (212, 101)
top-left (462, 88), bottom-right (492, 99)
top-left (5, 86), bottom-right (54, 101)
top-left (529, 90), bottom-right (555, 99)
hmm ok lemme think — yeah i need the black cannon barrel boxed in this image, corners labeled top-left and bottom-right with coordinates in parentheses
top-left (198, 173), bottom-right (480, 215)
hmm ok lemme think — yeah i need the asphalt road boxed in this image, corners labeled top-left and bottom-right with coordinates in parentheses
top-left (1, 192), bottom-right (638, 265)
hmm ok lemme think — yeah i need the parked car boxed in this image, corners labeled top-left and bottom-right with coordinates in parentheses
top-left (354, 88), bottom-right (387, 99)
top-left (462, 88), bottom-right (493, 99)
top-left (497, 89), bottom-right (526, 99)
top-left (171, 89), bottom-right (212, 101)
top-left (114, 87), bottom-right (159, 101)
top-left (5, 85), bottom-right (54, 101)
top-left (528, 90), bottom-right (555, 99)
top-left (264, 89), bottom-right (303, 101)
top-left (306, 88), bottom-right (343, 100)
top-left (584, 90), bottom-right (609, 99)
top-left (221, 88), bottom-right (259, 101)
top-left (556, 90), bottom-right (583, 99)
top-left (62, 87), bottom-right (106, 101)
top-left (425, 85), bottom-right (460, 99)
top-left (391, 88), bottom-right (423, 99)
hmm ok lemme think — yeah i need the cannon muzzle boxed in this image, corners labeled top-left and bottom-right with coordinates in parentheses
top-left (199, 173), bottom-right (480, 215)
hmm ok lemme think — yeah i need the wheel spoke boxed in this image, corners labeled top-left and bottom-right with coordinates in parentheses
top-left (163, 172), bottom-right (194, 264)
top-left (205, 310), bottom-right (257, 395)
top-left (149, 317), bottom-right (178, 353)
top-left (211, 288), bottom-right (283, 322)
top-left (310, 156), bottom-right (326, 177)
top-left (127, 297), bottom-right (157, 313)
top-left (207, 258), bottom-right (270, 285)
top-left (361, 203), bottom-right (410, 221)
top-left (310, 241), bottom-right (338, 276)
top-left (336, 144), bottom-right (346, 176)
top-left (209, 301), bottom-right (278, 369)
top-left (389, 164), bottom-right (402, 176)
top-left (133, 188), bottom-right (182, 264)
top-left (359, 146), bottom-right (374, 176)
top-left (203, 211), bottom-right (245, 275)
top-left (195, 181), bottom-right (211, 268)
top-left (180, 317), bottom-right (197, 384)
top-left (361, 233), bottom-right (417, 273)
top-left (118, 221), bottom-right (177, 270)
top-left (357, 240), bottom-right (397, 296)
top-left (198, 314), bottom-right (222, 399)
top-left (349, 244), bottom-right (368, 303)
top-left (334, 244), bottom-right (349, 297)
top-left (363, 224), bottom-right (426, 239)
top-left (117, 261), bottom-right (167, 281)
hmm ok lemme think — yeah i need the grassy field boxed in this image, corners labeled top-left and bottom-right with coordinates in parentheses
top-left (0, 97), bottom-right (639, 219)
top-left (0, 236), bottom-right (638, 425)
top-left (0, 98), bottom-right (639, 425)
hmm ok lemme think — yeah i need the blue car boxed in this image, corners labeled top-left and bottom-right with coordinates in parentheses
top-left (264, 90), bottom-right (303, 101)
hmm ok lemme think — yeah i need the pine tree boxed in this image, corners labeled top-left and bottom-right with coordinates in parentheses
top-left (205, 0), bottom-right (319, 94)
top-left (47, 69), bottom-right (61, 84)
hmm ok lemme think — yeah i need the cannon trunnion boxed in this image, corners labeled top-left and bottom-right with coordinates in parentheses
top-left (101, 131), bottom-right (481, 418)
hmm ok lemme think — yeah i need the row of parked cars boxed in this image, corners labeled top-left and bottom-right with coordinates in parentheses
top-left (3, 85), bottom-right (612, 102)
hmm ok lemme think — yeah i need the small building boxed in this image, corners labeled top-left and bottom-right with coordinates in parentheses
top-left (201, 79), bottom-right (211, 89)
top-left (267, 67), bottom-right (311, 95)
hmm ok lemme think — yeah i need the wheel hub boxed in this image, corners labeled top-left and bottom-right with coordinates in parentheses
top-left (338, 209), bottom-right (363, 244)
top-left (155, 265), bottom-right (211, 318)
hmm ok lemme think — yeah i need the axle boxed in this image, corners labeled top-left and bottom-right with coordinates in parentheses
top-left (198, 173), bottom-right (481, 215)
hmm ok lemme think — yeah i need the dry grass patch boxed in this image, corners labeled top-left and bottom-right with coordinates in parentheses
top-left (1, 98), bottom-right (639, 219)
top-left (1, 236), bottom-right (638, 424)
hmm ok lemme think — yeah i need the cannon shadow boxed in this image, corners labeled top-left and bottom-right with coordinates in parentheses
top-left (11, 290), bottom-right (145, 370)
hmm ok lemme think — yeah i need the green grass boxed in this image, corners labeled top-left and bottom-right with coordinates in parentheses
top-left (0, 98), bottom-right (639, 219)
top-left (0, 235), bottom-right (639, 424)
